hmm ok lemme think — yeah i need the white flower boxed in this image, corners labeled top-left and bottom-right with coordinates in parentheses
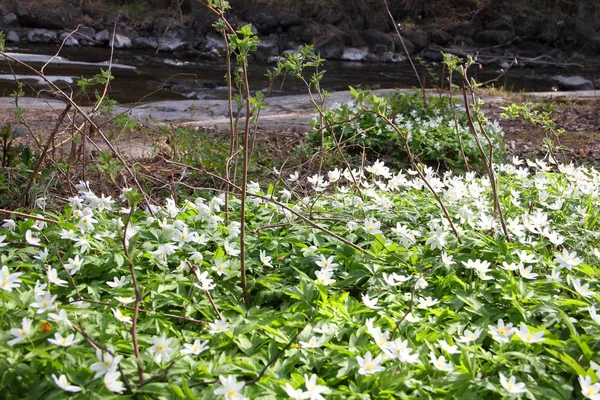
top-left (515, 324), bottom-right (545, 344)
top-left (77, 212), bottom-right (98, 232)
top-left (579, 375), bottom-right (600, 399)
top-left (516, 250), bottom-right (537, 264)
top-left (147, 333), bottom-right (175, 364)
top-left (488, 319), bottom-right (515, 344)
top-left (499, 373), bottom-right (528, 395)
top-left (313, 323), bottom-right (337, 335)
top-left (64, 255), bottom-right (84, 275)
top-left (52, 374), bottom-right (81, 393)
top-left (299, 335), bottom-right (325, 349)
top-left (112, 308), bottom-right (132, 324)
top-left (47, 266), bottom-right (68, 287)
top-left (456, 328), bottom-right (482, 343)
top-left (48, 309), bottom-right (73, 328)
top-left (25, 230), bottom-right (41, 245)
top-left (361, 294), bottom-right (381, 309)
top-left (357, 351), bottom-right (385, 375)
top-left (383, 339), bottom-right (419, 363)
top-left (441, 252), bottom-right (455, 267)
top-left (429, 352), bottom-right (453, 372)
top-left (284, 383), bottom-right (306, 399)
top-left (315, 255), bottom-right (338, 271)
top-left (107, 276), bottom-right (128, 289)
top-left (223, 240), bottom-right (240, 257)
top-left (90, 349), bottom-right (123, 379)
top-left (0, 265), bottom-right (23, 292)
top-left (546, 268), bottom-right (562, 283)
top-left (48, 332), bottom-right (79, 347)
top-left (518, 264), bottom-right (538, 280)
top-left (181, 339), bottom-right (209, 356)
top-left (115, 296), bottom-right (135, 305)
top-left (193, 270), bottom-right (216, 291)
top-left (104, 370), bottom-right (125, 394)
top-left (288, 171), bottom-right (299, 182)
top-left (0, 235), bottom-right (8, 248)
top-left (437, 339), bottom-right (460, 354)
top-left (214, 375), bottom-right (246, 400)
top-left (464, 259), bottom-right (493, 280)
top-left (426, 230), bottom-right (449, 250)
top-left (212, 259), bottom-right (230, 276)
top-left (30, 291), bottom-right (57, 313)
top-left (259, 250), bottom-right (273, 267)
top-left (417, 296), bottom-right (439, 309)
top-left (208, 319), bottom-right (230, 334)
top-left (303, 374), bottom-right (329, 400)
top-left (314, 269), bottom-right (335, 286)
top-left (2, 219), bottom-right (17, 231)
top-left (573, 279), bottom-right (594, 298)
top-left (554, 249), bottom-right (584, 270)
top-left (8, 317), bottom-right (33, 346)
top-left (364, 218), bottom-right (382, 235)
top-left (589, 306), bottom-right (600, 324)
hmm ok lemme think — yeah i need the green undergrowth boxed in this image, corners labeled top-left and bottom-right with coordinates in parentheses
top-left (1, 159), bottom-right (600, 399)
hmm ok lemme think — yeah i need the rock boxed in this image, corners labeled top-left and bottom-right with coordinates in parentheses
top-left (552, 75), bottom-right (594, 91)
top-left (363, 29), bottom-right (394, 52)
top-left (485, 16), bottom-right (513, 32)
top-left (1, 13), bottom-right (19, 29)
top-left (421, 49), bottom-right (443, 62)
top-left (341, 47), bottom-right (368, 61)
top-left (514, 15), bottom-right (543, 38)
top-left (474, 30), bottom-right (514, 45)
top-left (540, 23), bottom-right (558, 42)
top-left (246, 8), bottom-right (279, 34)
top-left (59, 32), bottom-right (79, 46)
top-left (410, 30), bottom-right (429, 49)
top-left (6, 31), bottom-right (19, 42)
top-left (392, 35), bottom-right (416, 55)
top-left (157, 36), bottom-right (186, 51)
top-left (199, 35), bottom-right (226, 53)
top-left (378, 51), bottom-right (394, 62)
top-left (324, 24), bottom-right (353, 46)
top-left (448, 23), bottom-right (475, 38)
top-left (111, 33), bottom-right (132, 49)
top-left (315, 35), bottom-right (345, 59)
top-left (19, 8), bottom-right (68, 30)
top-left (278, 13), bottom-right (302, 29)
top-left (94, 29), bottom-right (110, 43)
top-left (595, 79), bottom-right (600, 89)
top-left (27, 29), bottom-right (57, 43)
top-left (287, 22), bottom-right (321, 44)
top-left (253, 38), bottom-right (279, 61)
top-left (430, 31), bottom-right (449, 45)
top-left (74, 26), bottom-right (95, 41)
top-left (133, 37), bottom-right (158, 49)
top-left (366, 13), bottom-right (392, 32)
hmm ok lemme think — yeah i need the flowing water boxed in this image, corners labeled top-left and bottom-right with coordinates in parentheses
top-left (0, 44), bottom-right (597, 105)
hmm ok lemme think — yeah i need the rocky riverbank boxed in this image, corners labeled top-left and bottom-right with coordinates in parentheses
top-left (1, 0), bottom-right (600, 91)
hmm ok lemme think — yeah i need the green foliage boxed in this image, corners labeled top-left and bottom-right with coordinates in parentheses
top-left (1, 160), bottom-right (600, 398)
top-left (309, 89), bottom-right (505, 171)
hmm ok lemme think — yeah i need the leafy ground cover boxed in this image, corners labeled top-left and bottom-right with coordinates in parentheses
top-left (1, 158), bottom-right (600, 399)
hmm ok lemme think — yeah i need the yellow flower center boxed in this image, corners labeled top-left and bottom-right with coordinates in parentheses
top-left (157, 344), bottom-right (165, 352)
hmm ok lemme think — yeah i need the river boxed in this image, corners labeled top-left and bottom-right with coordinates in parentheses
top-left (0, 44), bottom-right (596, 105)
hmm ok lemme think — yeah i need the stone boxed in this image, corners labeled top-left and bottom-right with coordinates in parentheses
top-left (485, 16), bottom-right (513, 32)
top-left (94, 29), bottom-right (110, 43)
top-left (363, 29), bottom-right (394, 52)
top-left (410, 29), bottom-right (429, 49)
top-left (287, 22), bottom-right (321, 44)
top-left (392, 35), bottom-right (416, 55)
top-left (552, 75), bottom-right (594, 91)
top-left (278, 13), bottom-right (302, 29)
top-left (324, 24), bottom-right (353, 46)
top-left (59, 32), bottom-right (79, 46)
top-left (430, 31), bottom-right (449, 45)
top-left (378, 51), bottom-right (394, 62)
top-left (421, 49), bottom-right (443, 62)
top-left (6, 31), bottom-right (19, 42)
top-left (27, 28), bottom-right (57, 43)
top-left (246, 8), bottom-right (279, 34)
top-left (315, 35), bottom-right (345, 59)
top-left (474, 30), bottom-right (514, 45)
top-left (540, 23), bottom-right (558, 42)
top-left (157, 36), bottom-right (186, 51)
top-left (19, 8), bottom-right (68, 30)
top-left (1, 13), bottom-right (19, 29)
top-left (514, 15), bottom-right (543, 38)
top-left (133, 37), bottom-right (158, 49)
top-left (110, 33), bottom-right (132, 49)
top-left (74, 26), bottom-right (95, 41)
top-left (255, 38), bottom-right (279, 61)
top-left (341, 47), bottom-right (368, 61)
top-left (448, 23), bottom-right (475, 38)
top-left (200, 35), bottom-right (226, 53)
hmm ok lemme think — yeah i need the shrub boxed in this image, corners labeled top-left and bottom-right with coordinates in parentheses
top-left (309, 89), bottom-right (505, 172)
